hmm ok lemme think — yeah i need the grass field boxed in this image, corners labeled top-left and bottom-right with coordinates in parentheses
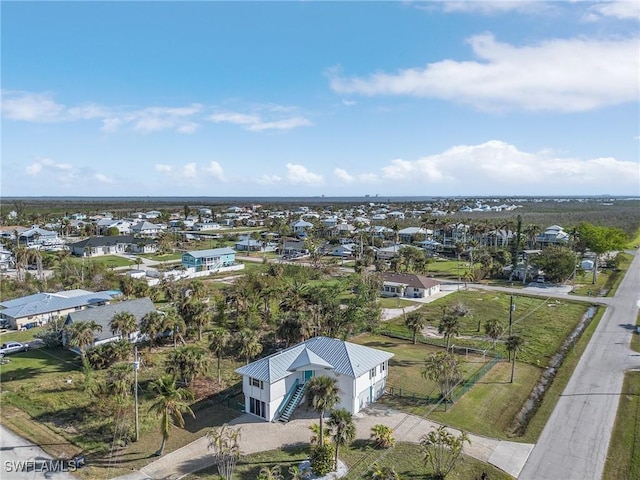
top-left (377, 297), bottom-right (418, 309)
top-left (603, 372), bottom-right (640, 480)
top-left (182, 442), bottom-right (512, 480)
top-left (69, 255), bottom-right (135, 268)
top-left (631, 313), bottom-right (640, 353)
top-left (383, 289), bottom-right (590, 367)
top-left (0, 338), bottom-right (246, 477)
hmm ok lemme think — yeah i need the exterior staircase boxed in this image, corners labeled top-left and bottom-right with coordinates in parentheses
top-left (278, 383), bottom-right (305, 423)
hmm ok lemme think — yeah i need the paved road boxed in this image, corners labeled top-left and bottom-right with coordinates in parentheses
top-left (519, 250), bottom-right (640, 480)
top-left (0, 425), bottom-right (79, 480)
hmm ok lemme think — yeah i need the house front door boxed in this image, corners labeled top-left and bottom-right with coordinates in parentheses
top-left (304, 370), bottom-right (313, 382)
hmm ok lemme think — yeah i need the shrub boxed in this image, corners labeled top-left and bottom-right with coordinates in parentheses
top-left (310, 443), bottom-right (335, 476)
top-left (370, 424), bottom-right (395, 448)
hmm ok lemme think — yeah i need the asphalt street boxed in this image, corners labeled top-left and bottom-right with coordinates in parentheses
top-left (519, 250), bottom-right (640, 480)
top-left (0, 425), bottom-right (79, 480)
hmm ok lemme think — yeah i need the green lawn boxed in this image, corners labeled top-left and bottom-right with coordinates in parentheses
top-left (183, 443), bottom-right (511, 480)
top-left (0, 326), bottom-right (44, 343)
top-left (631, 313), bottom-right (640, 353)
top-left (70, 255), bottom-right (134, 268)
top-left (140, 252), bottom-right (183, 261)
top-left (603, 372), bottom-right (640, 480)
top-left (0, 337), bottom-right (245, 474)
top-left (352, 334), bottom-right (493, 407)
top-left (570, 254), bottom-right (632, 297)
top-left (384, 290), bottom-right (591, 367)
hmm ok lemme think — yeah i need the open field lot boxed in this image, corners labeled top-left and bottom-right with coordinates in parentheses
top-left (0, 339), bottom-right (245, 479)
top-left (382, 289), bottom-right (592, 367)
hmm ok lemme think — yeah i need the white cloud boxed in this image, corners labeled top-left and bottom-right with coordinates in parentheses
top-left (209, 112), bottom-right (261, 125)
top-left (248, 117), bottom-right (312, 132)
top-left (2, 91), bottom-right (65, 121)
top-left (94, 173), bottom-right (114, 183)
top-left (328, 34), bottom-right (639, 112)
top-left (155, 164), bottom-right (173, 173)
top-left (209, 110), bottom-right (312, 132)
top-left (23, 156), bottom-right (79, 184)
top-left (255, 174), bottom-right (282, 185)
top-left (334, 168), bottom-right (380, 184)
top-left (182, 163), bottom-right (197, 179)
top-left (438, 1), bottom-right (549, 15)
top-left (586, 1), bottom-right (640, 20)
top-left (286, 163), bottom-right (324, 185)
top-left (203, 161), bottom-right (226, 181)
top-left (353, 140), bottom-right (639, 194)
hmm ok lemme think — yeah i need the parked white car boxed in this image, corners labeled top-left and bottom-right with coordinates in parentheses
top-left (0, 341), bottom-right (29, 356)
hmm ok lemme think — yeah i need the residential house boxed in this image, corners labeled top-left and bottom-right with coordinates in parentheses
top-left (536, 225), bottom-right (570, 246)
top-left (63, 297), bottom-right (156, 349)
top-left (130, 221), bottom-right (163, 237)
top-left (376, 244), bottom-right (405, 260)
top-left (69, 236), bottom-right (137, 257)
top-left (181, 247), bottom-right (237, 273)
top-left (235, 336), bottom-right (393, 422)
top-left (18, 227), bottom-right (60, 247)
top-left (290, 219), bottom-right (314, 236)
top-left (398, 227), bottom-right (428, 243)
top-left (381, 273), bottom-right (441, 299)
top-left (235, 238), bottom-right (264, 252)
top-left (97, 218), bottom-right (133, 235)
top-left (0, 289), bottom-right (114, 329)
top-left (327, 243), bottom-right (357, 257)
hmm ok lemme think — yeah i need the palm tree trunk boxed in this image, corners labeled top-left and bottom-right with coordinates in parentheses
top-left (334, 443), bottom-right (339, 471)
top-left (158, 436), bottom-right (167, 456)
top-left (217, 355), bottom-right (222, 383)
top-left (319, 410), bottom-right (324, 446)
top-left (510, 354), bottom-right (516, 383)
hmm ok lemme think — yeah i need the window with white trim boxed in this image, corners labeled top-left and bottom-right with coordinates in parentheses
top-left (250, 377), bottom-right (264, 389)
top-left (369, 367), bottom-right (376, 379)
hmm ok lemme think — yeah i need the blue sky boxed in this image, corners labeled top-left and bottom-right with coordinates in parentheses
top-left (2, 0), bottom-right (639, 197)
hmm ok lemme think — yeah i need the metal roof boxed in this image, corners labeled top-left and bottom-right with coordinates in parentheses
top-left (184, 247), bottom-right (236, 258)
top-left (236, 336), bottom-right (394, 383)
top-left (0, 291), bottom-right (115, 320)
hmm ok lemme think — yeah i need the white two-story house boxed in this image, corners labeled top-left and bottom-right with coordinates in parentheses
top-left (235, 336), bottom-right (393, 422)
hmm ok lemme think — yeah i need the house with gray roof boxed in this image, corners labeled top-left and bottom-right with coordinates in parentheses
top-left (64, 297), bottom-right (156, 348)
top-left (235, 336), bottom-right (393, 422)
top-left (0, 290), bottom-right (115, 329)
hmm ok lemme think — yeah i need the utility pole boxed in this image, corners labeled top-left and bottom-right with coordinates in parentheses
top-left (508, 295), bottom-right (515, 361)
top-left (133, 346), bottom-right (140, 442)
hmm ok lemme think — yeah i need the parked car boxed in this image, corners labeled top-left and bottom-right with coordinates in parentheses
top-left (0, 341), bottom-right (30, 356)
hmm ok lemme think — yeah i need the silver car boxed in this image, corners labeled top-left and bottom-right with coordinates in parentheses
top-left (0, 341), bottom-right (29, 356)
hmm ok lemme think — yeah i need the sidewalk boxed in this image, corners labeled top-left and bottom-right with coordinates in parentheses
top-left (110, 405), bottom-right (533, 480)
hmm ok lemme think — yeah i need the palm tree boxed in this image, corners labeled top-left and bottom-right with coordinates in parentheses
top-left (327, 408), bottom-right (356, 470)
top-left (506, 335), bottom-right (525, 383)
top-left (162, 307), bottom-right (186, 348)
top-left (104, 362), bottom-right (133, 401)
top-left (140, 311), bottom-right (165, 352)
top-left (367, 463), bottom-right (401, 480)
top-left (422, 351), bottom-right (461, 405)
top-left (257, 465), bottom-right (283, 480)
top-left (65, 321), bottom-right (103, 359)
top-left (236, 329), bottom-right (263, 364)
top-left (438, 307), bottom-right (460, 351)
top-left (148, 374), bottom-right (195, 456)
top-left (165, 346), bottom-right (209, 385)
top-left (370, 424), bottom-right (395, 449)
top-left (208, 328), bottom-right (231, 383)
top-left (484, 318), bottom-right (504, 349)
top-left (305, 375), bottom-right (340, 447)
top-left (404, 311), bottom-right (427, 345)
top-left (110, 311), bottom-right (137, 342)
